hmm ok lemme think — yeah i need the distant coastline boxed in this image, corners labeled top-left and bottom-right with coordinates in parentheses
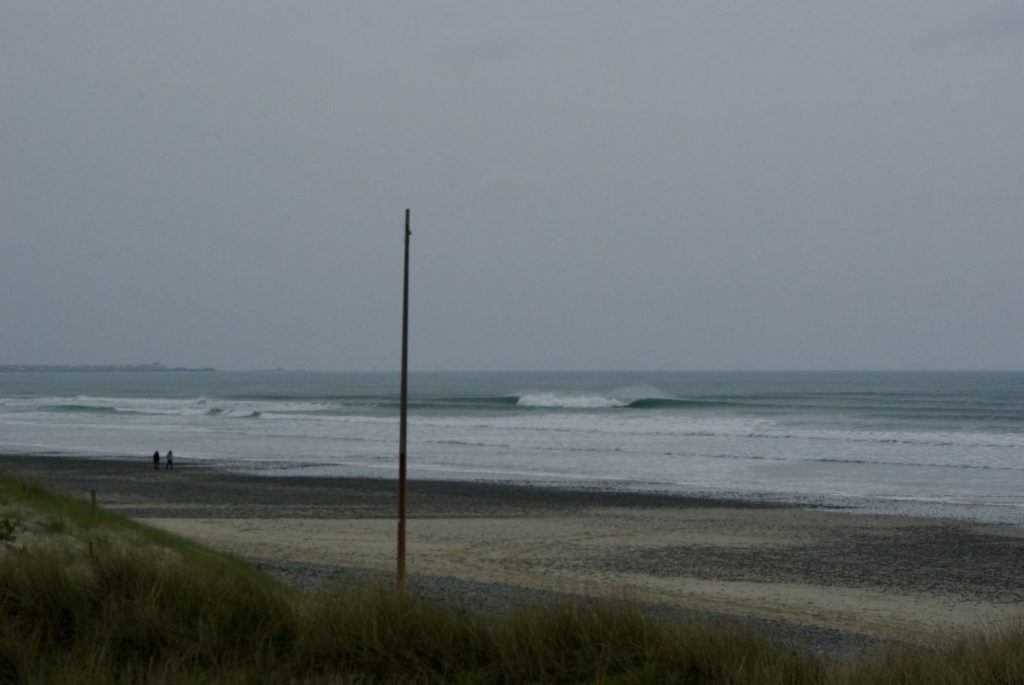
top-left (0, 363), bottom-right (215, 373)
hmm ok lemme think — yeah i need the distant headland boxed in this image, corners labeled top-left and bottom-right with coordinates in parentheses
top-left (0, 363), bottom-right (216, 373)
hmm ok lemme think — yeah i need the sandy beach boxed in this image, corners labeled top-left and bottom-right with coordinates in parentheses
top-left (2, 454), bottom-right (1022, 647)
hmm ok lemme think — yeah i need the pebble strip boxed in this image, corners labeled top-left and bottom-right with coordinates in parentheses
top-left (249, 556), bottom-right (894, 659)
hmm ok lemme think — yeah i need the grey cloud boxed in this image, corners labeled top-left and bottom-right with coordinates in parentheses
top-left (923, 2), bottom-right (1024, 47)
top-left (1, 1), bottom-right (1022, 370)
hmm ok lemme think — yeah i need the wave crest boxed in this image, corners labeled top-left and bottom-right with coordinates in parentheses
top-left (53, 404), bottom-right (121, 414)
top-left (515, 385), bottom-right (682, 410)
top-left (516, 393), bottom-right (627, 409)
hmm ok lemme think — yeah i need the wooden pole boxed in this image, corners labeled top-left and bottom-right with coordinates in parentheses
top-left (397, 208), bottom-right (411, 592)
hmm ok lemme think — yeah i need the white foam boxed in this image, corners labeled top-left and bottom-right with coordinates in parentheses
top-left (516, 392), bottom-right (626, 409)
top-left (3, 378), bottom-right (1024, 525)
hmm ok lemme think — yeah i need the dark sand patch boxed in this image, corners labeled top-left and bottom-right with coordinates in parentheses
top-left (590, 525), bottom-right (1024, 602)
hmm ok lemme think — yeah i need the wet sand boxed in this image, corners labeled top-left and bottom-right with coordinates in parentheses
top-left (2, 453), bottom-right (1022, 644)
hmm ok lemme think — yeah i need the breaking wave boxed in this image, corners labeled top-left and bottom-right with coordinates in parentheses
top-left (516, 393), bottom-right (627, 409)
top-left (514, 386), bottom-right (698, 410)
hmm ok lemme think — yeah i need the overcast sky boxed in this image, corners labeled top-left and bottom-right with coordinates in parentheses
top-left (2, 2), bottom-right (1022, 371)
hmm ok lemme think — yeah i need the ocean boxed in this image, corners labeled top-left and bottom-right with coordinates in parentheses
top-left (1, 370), bottom-right (1022, 524)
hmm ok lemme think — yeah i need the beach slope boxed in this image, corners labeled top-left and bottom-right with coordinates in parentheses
top-left (2, 454), bottom-right (1021, 644)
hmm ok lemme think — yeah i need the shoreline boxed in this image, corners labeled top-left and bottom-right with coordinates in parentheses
top-left (0, 452), bottom-right (787, 518)
top-left (7, 448), bottom-right (1022, 527)
top-left (2, 452), bottom-right (1022, 646)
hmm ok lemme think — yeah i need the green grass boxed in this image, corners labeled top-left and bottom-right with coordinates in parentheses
top-left (0, 473), bottom-right (1022, 684)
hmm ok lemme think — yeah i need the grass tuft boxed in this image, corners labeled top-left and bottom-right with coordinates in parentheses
top-left (0, 518), bottom-right (18, 545)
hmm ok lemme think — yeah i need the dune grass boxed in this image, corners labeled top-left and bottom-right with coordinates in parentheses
top-left (0, 473), bottom-right (1021, 684)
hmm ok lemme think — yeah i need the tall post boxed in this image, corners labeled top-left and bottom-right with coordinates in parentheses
top-left (397, 208), bottom-right (411, 592)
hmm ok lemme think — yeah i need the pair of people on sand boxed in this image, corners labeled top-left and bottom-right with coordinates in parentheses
top-left (152, 450), bottom-right (174, 470)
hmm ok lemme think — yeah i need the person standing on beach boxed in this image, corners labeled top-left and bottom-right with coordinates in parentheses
top-left (152, 451), bottom-right (160, 470)
top-left (165, 450), bottom-right (174, 470)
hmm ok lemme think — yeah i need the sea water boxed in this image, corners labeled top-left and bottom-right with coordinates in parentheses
top-left (1, 370), bottom-right (1022, 523)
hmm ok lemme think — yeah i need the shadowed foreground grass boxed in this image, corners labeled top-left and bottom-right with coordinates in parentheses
top-left (0, 475), bottom-right (1022, 683)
